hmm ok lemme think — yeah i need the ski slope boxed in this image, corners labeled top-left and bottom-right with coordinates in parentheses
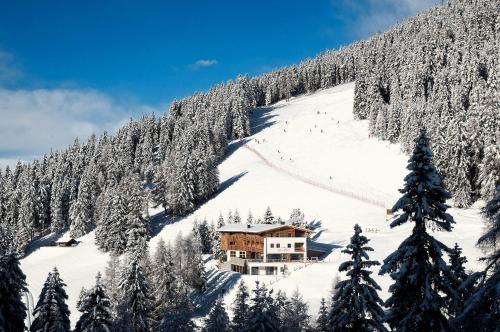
top-left (21, 82), bottom-right (487, 326)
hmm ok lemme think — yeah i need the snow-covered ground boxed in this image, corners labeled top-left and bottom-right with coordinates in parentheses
top-left (21, 82), bottom-right (487, 325)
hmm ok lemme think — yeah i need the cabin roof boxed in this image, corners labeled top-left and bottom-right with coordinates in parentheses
top-left (218, 223), bottom-right (311, 234)
top-left (54, 233), bottom-right (77, 244)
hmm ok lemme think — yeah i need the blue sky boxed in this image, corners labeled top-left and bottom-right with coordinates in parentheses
top-left (0, 0), bottom-right (439, 166)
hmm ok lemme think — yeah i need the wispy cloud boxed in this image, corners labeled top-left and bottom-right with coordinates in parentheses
top-left (0, 50), bottom-right (23, 85)
top-left (0, 88), bottom-right (161, 168)
top-left (189, 59), bottom-right (218, 70)
top-left (330, 0), bottom-right (441, 38)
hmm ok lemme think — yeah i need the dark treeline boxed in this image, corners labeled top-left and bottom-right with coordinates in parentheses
top-left (0, 0), bottom-right (497, 255)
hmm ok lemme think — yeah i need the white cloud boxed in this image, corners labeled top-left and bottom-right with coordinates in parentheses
top-left (0, 88), bottom-right (161, 167)
top-left (331, 0), bottom-right (441, 38)
top-left (189, 59), bottom-right (218, 70)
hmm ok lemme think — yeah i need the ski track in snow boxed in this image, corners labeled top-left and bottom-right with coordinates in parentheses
top-left (242, 142), bottom-right (386, 209)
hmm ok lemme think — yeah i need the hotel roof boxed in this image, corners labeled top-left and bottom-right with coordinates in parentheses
top-left (218, 223), bottom-right (310, 234)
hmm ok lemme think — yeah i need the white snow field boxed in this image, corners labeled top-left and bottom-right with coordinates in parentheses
top-left (21, 82), bottom-right (487, 325)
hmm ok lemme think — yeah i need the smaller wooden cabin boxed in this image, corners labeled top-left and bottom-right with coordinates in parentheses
top-left (51, 238), bottom-right (78, 247)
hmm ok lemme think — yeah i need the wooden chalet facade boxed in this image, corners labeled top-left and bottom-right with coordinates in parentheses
top-left (218, 224), bottom-right (322, 275)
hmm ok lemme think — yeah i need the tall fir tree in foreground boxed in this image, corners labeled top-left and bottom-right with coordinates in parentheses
top-left (459, 185), bottom-right (499, 331)
top-left (231, 280), bottom-right (250, 332)
top-left (30, 267), bottom-right (71, 332)
top-left (379, 131), bottom-right (455, 331)
top-left (328, 224), bottom-right (386, 332)
top-left (202, 297), bottom-right (230, 332)
top-left (0, 250), bottom-right (28, 332)
top-left (74, 272), bottom-right (113, 332)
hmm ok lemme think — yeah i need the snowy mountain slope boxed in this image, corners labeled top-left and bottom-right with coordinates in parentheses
top-left (20, 231), bottom-right (109, 325)
top-left (150, 82), bottom-right (486, 318)
top-left (21, 82), bottom-right (487, 325)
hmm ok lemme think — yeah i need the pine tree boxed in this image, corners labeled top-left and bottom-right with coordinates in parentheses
top-left (151, 239), bottom-right (178, 320)
top-left (203, 297), bottom-right (230, 332)
top-left (459, 186), bottom-right (499, 330)
top-left (0, 251), bottom-right (28, 332)
top-left (211, 221), bottom-right (223, 261)
top-left (446, 243), bottom-right (473, 328)
top-left (231, 280), bottom-right (250, 332)
top-left (379, 131), bottom-right (455, 331)
top-left (122, 173), bottom-right (149, 258)
top-left (181, 235), bottom-right (206, 291)
top-left (233, 210), bottom-right (242, 224)
top-left (30, 267), bottom-right (71, 332)
top-left (217, 213), bottom-right (225, 228)
top-left (477, 144), bottom-right (499, 201)
top-left (274, 290), bottom-right (288, 331)
top-left (116, 256), bottom-right (155, 332)
top-left (103, 254), bottom-right (121, 317)
top-left (263, 207), bottom-right (274, 224)
top-left (69, 162), bottom-right (97, 238)
top-left (247, 211), bottom-right (254, 224)
top-left (328, 224), bottom-right (386, 332)
top-left (245, 281), bottom-right (279, 332)
top-left (289, 208), bottom-right (305, 227)
top-left (156, 288), bottom-right (195, 332)
top-left (316, 298), bottom-right (329, 332)
top-left (227, 210), bottom-right (234, 224)
top-left (281, 289), bottom-right (310, 332)
top-left (74, 272), bottom-right (113, 332)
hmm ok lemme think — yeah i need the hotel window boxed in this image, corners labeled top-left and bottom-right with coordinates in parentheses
top-left (230, 251), bottom-right (236, 257)
top-left (276, 243), bottom-right (280, 248)
top-left (287, 243), bottom-right (292, 248)
top-left (270, 243), bottom-right (275, 248)
top-left (239, 251), bottom-right (246, 259)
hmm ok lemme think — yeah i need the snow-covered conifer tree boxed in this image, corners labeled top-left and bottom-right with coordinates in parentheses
top-left (0, 251), bottom-right (28, 332)
top-left (151, 239), bottom-right (178, 320)
top-left (30, 267), bottom-right (71, 332)
top-left (459, 186), bottom-right (499, 330)
top-left (202, 297), bottom-right (230, 332)
top-left (289, 208), bottom-right (305, 228)
top-left (245, 281), bottom-right (279, 332)
top-left (231, 280), bottom-right (250, 331)
top-left (103, 254), bottom-right (121, 317)
top-left (247, 211), bottom-right (254, 224)
top-left (280, 289), bottom-right (310, 332)
top-left (156, 288), bottom-right (194, 332)
top-left (233, 210), bottom-right (242, 224)
top-left (379, 131), bottom-right (455, 331)
top-left (116, 256), bottom-right (155, 332)
top-left (328, 224), bottom-right (386, 331)
top-left (74, 272), bottom-right (113, 332)
top-left (446, 243), bottom-right (473, 328)
top-left (263, 207), bottom-right (274, 224)
top-left (316, 298), bottom-right (329, 332)
top-left (69, 161), bottom-right (98, 238)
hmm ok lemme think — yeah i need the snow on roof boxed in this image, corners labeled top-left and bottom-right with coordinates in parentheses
top-left (55, 232), bottom-right (76, 243)
top-left (218, 223), bottom-right (309, 234)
